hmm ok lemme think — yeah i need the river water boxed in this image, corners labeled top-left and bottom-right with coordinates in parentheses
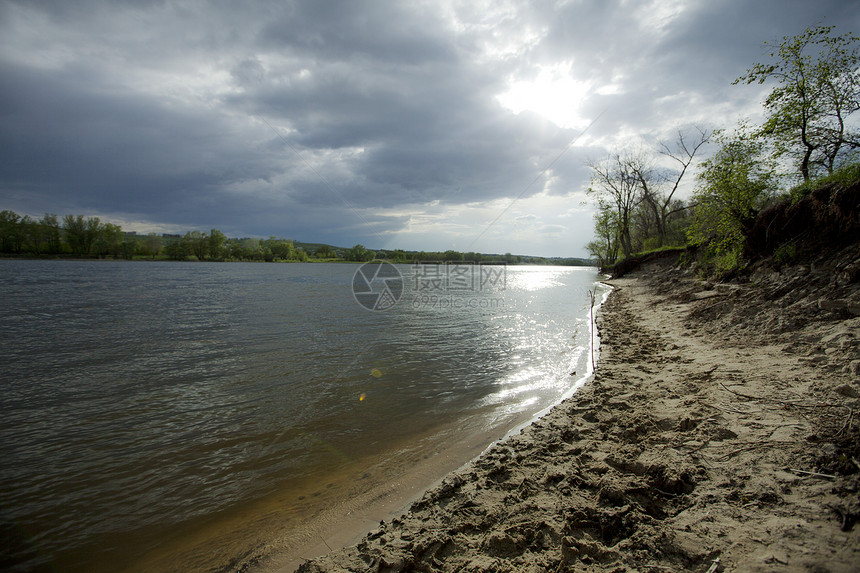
top-left (0, 260), bottom-right (606, 572)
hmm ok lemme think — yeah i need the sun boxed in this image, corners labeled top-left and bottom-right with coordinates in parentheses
top-left (496, 62), bottom-right (592, 129)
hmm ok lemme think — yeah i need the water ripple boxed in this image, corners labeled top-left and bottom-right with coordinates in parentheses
top-left (0, 260), bottom-right (604, 572)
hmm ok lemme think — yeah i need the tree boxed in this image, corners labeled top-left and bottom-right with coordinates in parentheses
top-left (622, 128), bottom-right (713, 249)
top-left (653, 127), bottom-right (713, 244)
top-left (687, 135), bottom-right (776, 274)
top-left (314, 245), bottom-right (336, 258)
top-left (587, 153), bottom-right (640, 259)
top-left (164, 240), bottom-right (189, 261)
top-left (387, 249), bottom-right (409, 263)
top-left (345, 244), bottom-right (375, 262)
top-left (93, 223), bottom-right (124, 258)
top-left (142, 232), bottom-right (162, 259)
top-left (443, 250), bottom-right (464, 262)
top-left (229, 237), bottom-right (264, 260)
top-left (208, 229), bottom-right (226, 260)
top-left (586, 199), bottom-right (620, 267)
top-left (265, 236), bottom-right (296, 261)
top-left (119, 238), bottom-right (139, 260)
top-left (18, 215), bottom-right (45, 255)
top-left (0, 210), bottom-right (23, 253)
top-left (183, 230), bottom-right (209, 261)
top-left (40, 214), bottom-right (61, 254)
top-left (62, 215), bottom-right (101, 256)
top-left (735, 24), bottom-right (860, 181)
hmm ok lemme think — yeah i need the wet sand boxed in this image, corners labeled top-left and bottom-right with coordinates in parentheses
top-left (278, 259), bottom-right (859, 572)
top-left (129, 398), bottom-right (574, 572)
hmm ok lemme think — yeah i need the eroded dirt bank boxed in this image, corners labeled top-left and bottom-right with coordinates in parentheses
top-left (274, 257), bottom-right (859, 573)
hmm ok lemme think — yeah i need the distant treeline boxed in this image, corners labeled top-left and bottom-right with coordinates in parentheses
top-left (0, 211), bottom-right (592, 266)
top-left (0, 212), bottom-right (313, 262)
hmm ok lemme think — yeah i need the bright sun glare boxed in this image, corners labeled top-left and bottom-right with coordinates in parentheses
top-left (496, 62), bottom-right (592, 129)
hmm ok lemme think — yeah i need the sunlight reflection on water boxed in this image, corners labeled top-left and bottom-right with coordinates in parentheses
top-left (0, 260), bottom-right (606, 572)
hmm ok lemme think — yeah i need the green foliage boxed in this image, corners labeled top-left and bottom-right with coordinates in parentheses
top-left (0, 208), bottom-right (574, 265)
top-left (688, 135), bottom-right (776, 276)
top-left (38, 214), bottom-right (62, 254)
top-left (735, 24), bottom-right (860, 181)
top-left (589, 27), bottom-right (859, 273)
top-left (264, 236), bottom-right (296, 261)
top-left (789, 161), bottom-right (860, 202)
top-left (587, 154), bottom-right (639, 259)
top-left (700, 247), bottom-right (744, 278)
top-left (442, 250), bottom-right (464, 262)
top-left (118, 239), bottom-right (138, 260)
top-left (228, 237), bottom-right (262, 260)
top-left (313, 244), bottom-right (336, 259)
top-left (182, 230), bottom-right (209, 260)
top-left (632, 245), bottom-right (690, 258)
top-left (586, 129), bottom-right (708, 265)
top-left (383, 249), bottom-right (410, 263)
top-left (93, 223), bottom-right (125, 258)
top-left (345, 244), bottom-right (375, 262)
top-left (586, 199), bottom-right (620, 267)
top-left (772, 241), bottom-right (798, 267)
top-left (164, 240), bottom-right (189, 261)
top-left (140, 232), bottom-right (162, 259)
top-left (11, 214), bottom-right (62, 255)
top-left (208, 229), bottom-right (226, 260)
top-left (588, 27), bottom-right (859, 276)
top-left (636, 239), bottom-right (668, 254)
top-left (62, 214), bottom-right (102, 256)
top-left (0, 210), bottom-right (23, 253)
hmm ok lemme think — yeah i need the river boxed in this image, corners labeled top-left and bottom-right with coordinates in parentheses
top-left (0, 260), bottom-right (606, 572)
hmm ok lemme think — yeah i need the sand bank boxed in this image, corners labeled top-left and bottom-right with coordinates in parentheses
top-left (271, 257), bottom-right (859, 572)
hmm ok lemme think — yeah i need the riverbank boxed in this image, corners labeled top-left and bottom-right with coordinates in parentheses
top-left (280, 256), bottom-right (859, 572)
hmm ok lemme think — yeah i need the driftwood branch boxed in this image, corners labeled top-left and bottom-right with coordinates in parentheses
top-left (719, 382), bottom-right (759, 401)
top-left (837, 407), bottom-right (854, 436)
top-left (705, 556), bottom-right (722, 573)
top-left (787, 468), bottom-right (838, 480)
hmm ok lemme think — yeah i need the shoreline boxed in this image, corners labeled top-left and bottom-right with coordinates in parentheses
top-left (285, 260), bottom-right (859, 572)
top-left (235, 284), bottom-right (612, 573)
top-left (128, 284), bottom-right (608, 573)
top-left (127, 404), bottom-right (547, 573)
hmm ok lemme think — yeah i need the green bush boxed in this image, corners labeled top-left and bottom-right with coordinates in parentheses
top-left (773, 241), bottom-right (797, 266)
top-left (688, 136), bottom-right (776, 277)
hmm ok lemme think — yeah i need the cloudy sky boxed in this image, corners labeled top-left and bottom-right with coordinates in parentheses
top-left (1, 0), bottom-right (857, 257)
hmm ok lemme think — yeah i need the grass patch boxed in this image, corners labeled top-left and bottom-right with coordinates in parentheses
top-left (789, 162), bottom-right (860, 203)
top-left (629, 244), bottom-right (690, 258)
top-left (607, 244), bottom-right (693, 277)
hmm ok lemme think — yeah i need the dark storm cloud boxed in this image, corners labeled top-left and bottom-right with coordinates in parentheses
top-left (224, 4), bottom-right (577, 209)
top-left (1, 0), bottom-right (858, 255)
top-left (0, 60), bottom-right (289, 221)
top-left (259, 1), bottom-right (457, 64)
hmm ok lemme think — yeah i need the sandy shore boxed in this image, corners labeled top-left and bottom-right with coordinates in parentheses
top-left (267, 256), bottom-right (859, 573)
